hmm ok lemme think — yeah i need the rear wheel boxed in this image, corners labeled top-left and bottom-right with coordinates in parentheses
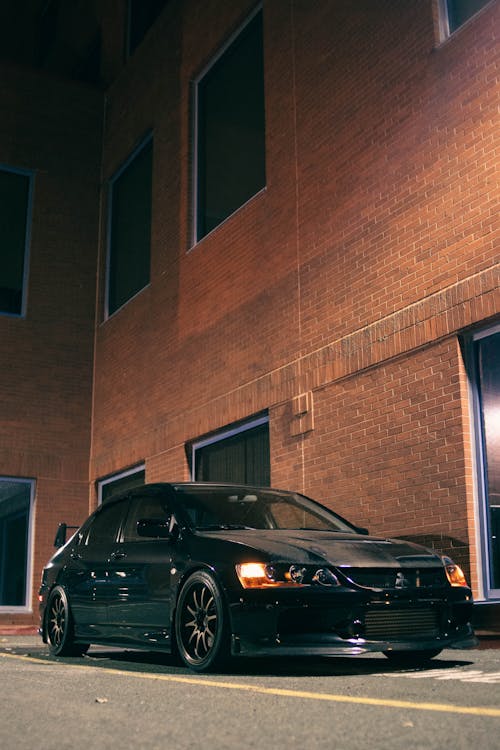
top-left (175, 570), bottom-right (229, 672)
top-left (46, 586), bottom-right (89, 657)
top-left (383, 648), bottom-right (442, 666)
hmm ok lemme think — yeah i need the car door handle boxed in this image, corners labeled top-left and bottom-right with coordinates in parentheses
top-left (110, 550), bottom-right (126, 561)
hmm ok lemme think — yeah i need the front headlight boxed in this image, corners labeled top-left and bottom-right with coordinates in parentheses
top-left (442, 556), bottom-right (469, 587)
top-left (236, 562), bottom-right (294, 588)
top-left (235, 562), bottom-right (341, 589)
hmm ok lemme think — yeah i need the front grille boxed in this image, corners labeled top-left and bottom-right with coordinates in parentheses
top-left (343, 567), bottom-right (447, 590)
top-left (365, 607), bottom-right (440, 640)
top-left (278, 607), bottom-right (339, 635)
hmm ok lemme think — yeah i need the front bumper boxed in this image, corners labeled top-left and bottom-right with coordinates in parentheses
top-left (228, 586), bottom-right (478, 657)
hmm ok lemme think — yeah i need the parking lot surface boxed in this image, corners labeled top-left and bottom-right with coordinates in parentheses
top-left (1, 636), bottom-right (500, 750)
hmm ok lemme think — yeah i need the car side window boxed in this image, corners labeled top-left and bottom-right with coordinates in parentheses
top-left (85, 500), bottom-right (127, 546)
top-left (122, 495), bottom-right (171, 542)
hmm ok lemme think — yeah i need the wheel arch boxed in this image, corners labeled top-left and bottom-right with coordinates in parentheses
top-left (171, 563), bottom-right (234, 638)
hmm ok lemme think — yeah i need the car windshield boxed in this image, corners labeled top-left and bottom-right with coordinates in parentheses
top-left (172, 486), bottom-right (356, 533)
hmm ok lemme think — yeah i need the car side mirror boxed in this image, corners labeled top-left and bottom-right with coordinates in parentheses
top-left (54, 523), bottom-right (68, 548)
top-left (54, 523), bottom-right (79, 548)
top-left (354, 525), bottom-right (369, 536)
top-left (136, 517), bottom-right (174, 539)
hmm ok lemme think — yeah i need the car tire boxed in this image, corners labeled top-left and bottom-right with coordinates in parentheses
top-left (46, 586), bottom-right (89, 657)
top-left (383, 648), bottom-right (442, 666)
top-left (175, 570), bottom-right (230, 672)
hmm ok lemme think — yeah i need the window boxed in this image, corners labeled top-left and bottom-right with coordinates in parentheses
top-left (470, 326), bottom-right (500, 597)
top-left (0, 478), bottom-right (35, 609)
top-left (193, 7), bottom-right (265, 242)
top-left (106, 136), bottom-right (153, 317)
top-left (86, 500), bottom-right (126, 546)
top-left (36, 0), bottom-right (59, 66)
top-left (191, 415), bottom-right (270, 485)
top-left (0, 166), bottom-right (33, 317)
top-left (127, 0), bottom-right (168, 56)
top-left (98, 465), bottom-right (146, 504)
top-left (466, 324), bottom-right (500, 600)
top-left (439, 0), bottom-right (493, 36)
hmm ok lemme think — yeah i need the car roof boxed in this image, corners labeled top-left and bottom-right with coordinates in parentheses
top-left (127, 482), bottom-right (287, 495)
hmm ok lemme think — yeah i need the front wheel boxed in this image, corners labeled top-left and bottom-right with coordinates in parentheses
top-left (46, 586), bottom-right (89, 657)
top-left (175, 570), bottom-right (229, 672)
top-left (383, 648), bottom-right (442, 667)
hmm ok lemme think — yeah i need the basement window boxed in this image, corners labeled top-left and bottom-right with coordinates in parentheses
top-left (98, 465), bottom-right (146, 504)
top-left (190, 415), bottom-right (270, 486)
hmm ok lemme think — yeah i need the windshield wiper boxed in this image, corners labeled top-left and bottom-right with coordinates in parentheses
top-left (297, 527), bottom-right (341, 532)
top-left (197, 524), bottom-right (255, 531)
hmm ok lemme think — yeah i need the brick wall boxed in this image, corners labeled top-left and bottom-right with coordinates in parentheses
top-left (1, 0), bottom-right (498, 625)
top-left (303, 339), bottom-right (472, 576)
top-left (0, 66), bottom-right (102, 624)
top-left (90, 0), bottom-right (498, 503)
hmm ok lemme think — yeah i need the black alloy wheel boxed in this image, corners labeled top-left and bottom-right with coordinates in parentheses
top-left (46, 586), bottom-right (89, 657)
top-left (383, 648), bottom-right (442, 666)
top-left (175, 570), bottom-right (229, 672)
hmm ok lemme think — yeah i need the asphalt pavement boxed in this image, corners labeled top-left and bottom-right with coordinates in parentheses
top-left (1, 635), bottom-right (500, 750)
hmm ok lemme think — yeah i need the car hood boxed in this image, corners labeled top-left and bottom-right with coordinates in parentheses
top-left (196, 529), bottom-right (443, 568)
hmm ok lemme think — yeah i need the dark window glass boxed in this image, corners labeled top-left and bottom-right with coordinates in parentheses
top-left (446, 0), bottom-right (491, 32)
top-left (108, 138), bottom-right (152, 316)
top-left (101, 469), bottom-right (145, 503)
top-left (196, 10), bottom-right (265, 240)
top-left (174, 486), bottom-right (354, 533)
top-left (127, 0), bottom-right (168, 55)
top-left (71, 33), bottom-right (102, 85)
top-left (0, 479), bottom-right (32, 606)
top-left (86, 501), bottom-right (126, 546)
top-left (476, 332), bottom-right (500, 590)
top-left (36, 0), bottom-right (60, 66)
top-left (0, 168), bottom-right (31, 316)
top-left (195, 422), bottom-right (270, 486)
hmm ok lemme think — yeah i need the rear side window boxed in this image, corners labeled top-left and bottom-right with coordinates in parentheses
top-left (86, 501), bottom-right (127, 545)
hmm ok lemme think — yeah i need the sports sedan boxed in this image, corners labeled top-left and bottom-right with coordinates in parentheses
top-left (39, 482), bottom-right (477, 671)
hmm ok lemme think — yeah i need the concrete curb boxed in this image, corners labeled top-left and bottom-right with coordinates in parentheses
top-left (0, 627), bottom-right (38, 635)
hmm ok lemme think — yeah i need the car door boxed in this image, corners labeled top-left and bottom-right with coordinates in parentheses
top-left (64, 498), bottom-right (129, 639)
top-left (106, 490), bottom-right (175, 648)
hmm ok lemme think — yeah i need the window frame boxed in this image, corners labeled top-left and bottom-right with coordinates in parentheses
top-left (97, 464), bottom-right (146, 505)
top-left (105, 133), bottom-right (153, 319)
top-left (0, 164), bottom-right (34, 319)
top-left (0, 476), bottom-right (36, 613)
top-left (191, 3), bottom-right (265, 246)
top-left (465, 321), bottom-right (500, 601)
top-left (436, 0), bottom-right (494, 40)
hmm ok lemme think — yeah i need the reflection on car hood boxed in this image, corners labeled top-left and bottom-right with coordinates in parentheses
top-left (196, 529), bottom-right (442, 568)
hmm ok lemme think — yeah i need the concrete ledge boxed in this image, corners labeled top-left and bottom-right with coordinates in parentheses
top-left (0, 626), bottom-right (38, 635)
top-left (473, 601), bottom-right (500, 637)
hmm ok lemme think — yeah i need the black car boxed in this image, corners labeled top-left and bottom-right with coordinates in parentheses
top-left (39, 482), bottom-right (477, 672)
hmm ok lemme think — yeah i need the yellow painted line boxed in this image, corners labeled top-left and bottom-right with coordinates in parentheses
top-left (1, 651), bottom-right (500, 718)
